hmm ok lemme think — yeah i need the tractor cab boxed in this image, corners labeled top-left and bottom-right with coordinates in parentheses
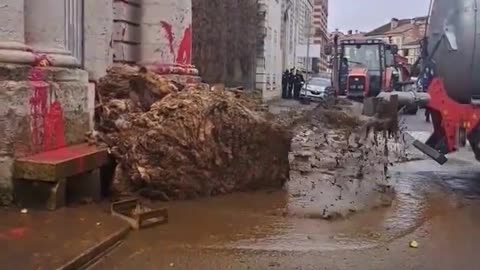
top-left (337, 39), bottom-right (387, 100)
top-left (384, 44), bottom-right (413, 92)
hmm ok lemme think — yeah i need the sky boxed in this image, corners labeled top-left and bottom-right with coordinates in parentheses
top-left (328, 0), bottom-right (430, 33)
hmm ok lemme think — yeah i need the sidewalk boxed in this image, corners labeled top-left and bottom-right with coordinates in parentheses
top-left (267, 98), bottom-right (317, 115)
top-left (0, 205), bottom-right (129, 270)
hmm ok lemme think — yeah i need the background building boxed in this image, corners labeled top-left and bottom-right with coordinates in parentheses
top-left (295, 0), bottom-right (314, 71)
top-left (256, 0), bottom-right (283, 100)
top-left (281, 0), bottom-right (315, 73)
top-left (312, 0), bottom-right (329, 72)
top-left (365, 17), bottom-right (427, 64)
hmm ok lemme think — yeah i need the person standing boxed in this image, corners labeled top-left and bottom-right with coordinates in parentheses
top-left (281, 69), bottom-right (290, 99)
top-left (293, 70), bottom-right (305, 99)
top-left (287, 68), bottom-right (295, 99)
top-left (425, 108), bottom-right (431, 122)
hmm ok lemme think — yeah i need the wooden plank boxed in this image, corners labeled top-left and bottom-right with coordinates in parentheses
top-left (138, 208), bottom-right (168, 222)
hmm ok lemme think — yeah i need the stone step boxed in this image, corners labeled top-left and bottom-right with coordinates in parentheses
top-left (13, 143), bottom-right (110, 210)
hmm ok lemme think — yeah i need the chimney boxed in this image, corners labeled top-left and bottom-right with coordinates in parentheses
top-left (347, 30), bottom-right (353, 35)
top-left (391, 18), bottom-right (399, 30)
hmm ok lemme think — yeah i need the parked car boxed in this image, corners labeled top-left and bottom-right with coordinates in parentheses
top-left (299, 77), bottom-right (333, 101)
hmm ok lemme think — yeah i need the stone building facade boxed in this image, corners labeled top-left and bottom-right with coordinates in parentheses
top-left (280, 0), bottom-right (314, 72)
top-left (294, 0), bottom-right (314, 70)
top-left (256, 0), bottom-right (283, 100)
top-left (312, 0), bottom-right (328, 72)
top-left (0, 0), bottom-right (196, 204)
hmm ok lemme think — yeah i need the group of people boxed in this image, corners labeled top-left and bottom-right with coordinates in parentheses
top-left (282, 68), bottom-right (305, 99)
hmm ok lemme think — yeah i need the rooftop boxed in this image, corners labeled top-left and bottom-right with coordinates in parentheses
top-left (366, 16), bottom-right (428, 36)
top-left (403, 39), bottom-right (422, 46)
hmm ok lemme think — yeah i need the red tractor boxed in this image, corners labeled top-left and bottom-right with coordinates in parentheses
top-left (328, 38), bottom-right (406, 100)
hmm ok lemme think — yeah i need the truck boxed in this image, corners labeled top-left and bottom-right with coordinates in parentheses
top-left (379, 0), bottom-right (480, 164)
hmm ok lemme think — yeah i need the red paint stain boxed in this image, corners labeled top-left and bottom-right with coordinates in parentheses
top-left (160, 21), bottom-right (175, 60)
top-left (75, 153), bottom-right (86, 173)
top-left (19, 143), bottom-right (103, 175)
top-left (21, 143), bottom-right (97, 163)
top-left (160, 21), bottom-right (192, 66)
top-left (0, 227), bottom-right (28, 240)
top-left (176, 26), bottom-right (192, 65)
top-left (28, 54), bottom-right (66, 153)
top-left (29, 82), bottom-right (48, 152)
top-left (9, 227), bottom-right (27, 238)
top-left (43, 101), bottom-right (66, 150)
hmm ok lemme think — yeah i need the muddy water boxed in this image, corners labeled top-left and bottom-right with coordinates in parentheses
top-left (125, 156), bottom-right (480, 254)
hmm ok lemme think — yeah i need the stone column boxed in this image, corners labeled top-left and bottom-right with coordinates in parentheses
top-left (0, 0), bottom-right (35, 63)
top-left (24, 0), bottom-right (79, 67)
top-left (139, 0), bottom-right (198, 77)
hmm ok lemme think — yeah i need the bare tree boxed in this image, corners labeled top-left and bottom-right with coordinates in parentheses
top-left (192, 0), bottom-right (260, 89)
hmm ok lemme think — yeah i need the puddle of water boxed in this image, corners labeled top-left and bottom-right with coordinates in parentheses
top-left (132, 160), bottom-right (480, 253)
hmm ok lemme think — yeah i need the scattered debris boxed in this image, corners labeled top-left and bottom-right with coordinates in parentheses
top-left (285, 101), bottom-right (403, 219)
top-left (111, 198), bottom-right (168, 230)
top-left (409, 240), bottom-right (419, 248)
top-left (268, 261), bottom-right (281, 267)
top-left (92, 66), bottom-right (408, 216)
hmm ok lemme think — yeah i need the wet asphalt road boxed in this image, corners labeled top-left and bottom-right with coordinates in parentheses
top-left (90, 109), bottom-right (480, 270)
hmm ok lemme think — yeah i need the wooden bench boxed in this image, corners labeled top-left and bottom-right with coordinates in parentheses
top-left (13, 143), bottom-right (109, 210)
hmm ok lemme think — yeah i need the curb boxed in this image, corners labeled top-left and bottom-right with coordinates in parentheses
top-left (57, 225), bottom-right (131, 270)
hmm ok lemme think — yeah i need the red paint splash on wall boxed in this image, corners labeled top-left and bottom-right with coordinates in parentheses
top-left (29, 81), bottom-right (48, 151)
top-left (160, 21), bottom-right (176, 59)
top-left (176, 26), bottom-right (192, 65)
top-left (43, 101), bottom-right (66, 151)
top-left (160, 21), bottom-right (192, 65)
top-left (28, 55), bottom-right (66, 153)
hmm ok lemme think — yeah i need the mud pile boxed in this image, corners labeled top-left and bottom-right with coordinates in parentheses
top-left (286, 103), bottom-right (400, 219)
top-left (92, 66), bottom-right (291, 200)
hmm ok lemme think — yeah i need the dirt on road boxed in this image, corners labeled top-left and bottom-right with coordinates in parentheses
top-left (92, 66), bottom-right (291, 201)
top-left (284, 101), bottom-right (408, 219)
top-left (92, 66), bottom-right (406, 218)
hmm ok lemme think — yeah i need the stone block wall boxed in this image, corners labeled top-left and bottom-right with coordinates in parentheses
top-left (84, 0), bottom-right (114, 81)
top-left (84, 0), bottom-right (143, 80)
top-left (113, 0), bottom-right (141, 63)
